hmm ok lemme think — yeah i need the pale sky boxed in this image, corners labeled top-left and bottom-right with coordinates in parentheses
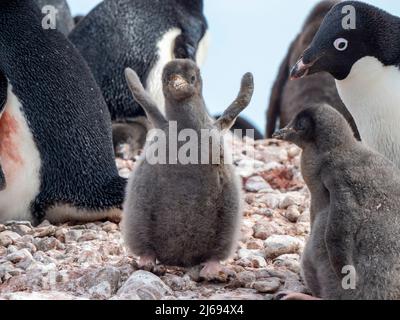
top-left (68, 0), bottom-right (400, 134)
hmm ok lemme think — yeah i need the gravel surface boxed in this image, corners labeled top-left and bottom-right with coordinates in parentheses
top-left (0, 138), bottom-right (311, 300)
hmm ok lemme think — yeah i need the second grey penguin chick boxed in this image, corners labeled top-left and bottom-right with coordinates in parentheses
top-left (274, 105), bottom-right (400, 300)
top-left (266, 0), bottom-right (359, 140)
top-left (122, 59), bottom-right (254, 277)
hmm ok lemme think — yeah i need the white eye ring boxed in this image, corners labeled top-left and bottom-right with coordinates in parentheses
top-left (334, 38), bottom-right (349, 51)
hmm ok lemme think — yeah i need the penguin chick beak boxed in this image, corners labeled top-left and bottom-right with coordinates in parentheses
top-left (170, 75), bottom-right (189, 90)
top-left (290, 58), bottom-right (316, 80)
top-left (272, 127), bottom-right (295, 141)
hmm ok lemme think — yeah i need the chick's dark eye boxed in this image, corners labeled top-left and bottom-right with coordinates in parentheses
top-left (190, 75), bottom-right (196, 84)
top-left (296, 117), bottom-right (308, 131)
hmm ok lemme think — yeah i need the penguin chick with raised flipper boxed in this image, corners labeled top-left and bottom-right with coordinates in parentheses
top-left (122, 59), bottom-right (254, 278)
top-left (274, 104), bottom-right (400, 300)
top-left (69, 0), bottom-right (209, 155)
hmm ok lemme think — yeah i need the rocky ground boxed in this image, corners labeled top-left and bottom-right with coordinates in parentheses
top-left (0, 138), bottom-right (311, 300)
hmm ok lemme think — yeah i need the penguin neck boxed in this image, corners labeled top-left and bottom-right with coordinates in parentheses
top-left (336, 56), bottom-right (400, 167)
top-left (165, 97), bottom-right (212, 131)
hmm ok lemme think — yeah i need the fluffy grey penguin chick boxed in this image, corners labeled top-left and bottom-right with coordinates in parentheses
top-left (274, 104), bottom-right (400, 300)
top-left (122, 59), bottom-right (254, 278)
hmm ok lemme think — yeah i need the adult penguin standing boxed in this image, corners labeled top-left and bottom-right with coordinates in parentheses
top-left (0, 0), bottom-right (125, 225)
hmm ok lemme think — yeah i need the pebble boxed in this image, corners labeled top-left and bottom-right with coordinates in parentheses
top-left (273, 254), bottom-right (301, 274)
top-left (264, 235), bottom-right (303, 259)
top-left (253, 222), bottom-right (283, 241)
top-left (285, 205), bottom-right (301, 223)
top-left (0, 231), bottom-right (21, 247)
top-left (237, 271), bottom-right (256, 288)
top-left (253, 277), bottom-right (281, 293)
top-left (246, 239), bottom-right (264, 250)
top-left (7, 249), bottom-right (34, 264)
top-left (279, 193), bottom-right (305, 209)
top-left (245, 176), bottom-right (271, 193)
top-left (116, 271), bottom-right (173, 300)
top-left (34, 237), bottom-right (59, 252)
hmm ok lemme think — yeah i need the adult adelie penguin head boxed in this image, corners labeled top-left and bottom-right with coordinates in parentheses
top-left (290, 1), bottom-right (400, 81)
top-left (289, 1), bottom-right (400, 168)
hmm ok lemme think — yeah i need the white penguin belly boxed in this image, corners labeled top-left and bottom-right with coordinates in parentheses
top-left (336, 56), bottom-right (400, 167)
top-left (0, 85), bottom-right (41, 223)
top-left (146, 29), bottom-right (210, 117)
top-left (146, 28), bottom-right (182, 116)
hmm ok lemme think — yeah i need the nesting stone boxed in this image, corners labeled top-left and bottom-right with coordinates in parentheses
top-left (253, 277), bottom-right (281, 293)
top-left (265, 235), bottom-right (303, 259)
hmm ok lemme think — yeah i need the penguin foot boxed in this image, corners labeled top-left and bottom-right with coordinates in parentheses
top-left (199, 261), bottom-right (236, 283)
top-left (274, 291), bottom-right (321, 300)
top-left (138, 256), bottom-right (156, 272)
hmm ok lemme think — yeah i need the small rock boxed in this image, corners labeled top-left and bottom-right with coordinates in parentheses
top-left (116, 271), bottom-right (172, 300)
top-left (9, 225), bottom-right (32, 236)
top-left (77, 248), bottom-right (103, 265)
top-left (78, 230), bottom-right (98, 242)
top-left (102, 222), bottom-right (119, 232)
top-left (237, 271), bottom-right (256, 288)
top-left (264, 235), bottom-right (303, 259)
top-left (279, 193), bottom-right (304, 209)
top-left (246, 239), bottom-right (264, 250)
top-left (245, 176), bottom-right (271, 193)
top-left (0, 224), bottom-right (5, 232)
top-left (285, 205), bottom-right (301, 223)
top-left (65, 230), bottom-right (83, 243)
top-left (162, 274), bottom-right (194, 291)
top-left (119, 168), bottom-right (131, 179)
top-left (253, 222), bottom-right (282, 241)
top-left (34, 225), bottom-right (57, 238)
top-left (7, 248), bottom-right (33, 264)
top-left (35, 237), bottom-right (59, 252)
top-left (208, 289), bottom-right (265, 300)
top-left (0, 231), bottom-right (21, 247)
top-left (254, 207), bottom-right (274, 217)
top-left (288, 146), bottom-right (301, 158)
top-left (253, 277), bottom-right (281, 293)
top-left (55, 228), bottom-right (67, 243)
top-left (258, 194), bottom-right (283, 210)
top-left (273, 254), bottom-right (301, 274)
top-left (0, 246), bottom-right (6, 256)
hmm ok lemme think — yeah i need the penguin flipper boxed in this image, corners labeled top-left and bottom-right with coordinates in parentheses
top-left (215, 73), bottom-right (254, 132)
top-left (124, 68), bottom-right (167, 128)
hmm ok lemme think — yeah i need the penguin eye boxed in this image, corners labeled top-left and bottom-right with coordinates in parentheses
top-left (190, 75), bottom-right (196, 84)
top-left (334, 38), bottom-right (349, 51)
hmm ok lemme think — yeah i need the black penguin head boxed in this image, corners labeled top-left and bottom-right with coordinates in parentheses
top-left (290, 1), bottom-right (399, 81)
top-left (162, 59), bottom-right (202, 102)
top-left (273, 104), bottom-right (355, 150)
top-left (273, 109), bottom-right (316, 147)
